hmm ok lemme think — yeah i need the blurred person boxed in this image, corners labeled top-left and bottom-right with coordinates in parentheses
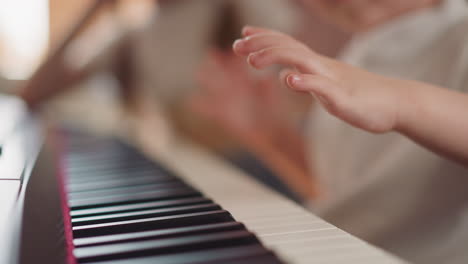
top-left (17, 0), bottom-right (297, 139)
top-left (19, 0), bottom-right (296, 105)
top-left (193, 0), bottom-right (468, 263)
top-left (17, 0), bottom-right (310, 198)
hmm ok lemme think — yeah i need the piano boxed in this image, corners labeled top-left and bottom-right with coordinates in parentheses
top-left (0, 94), bottom-right (406, 264)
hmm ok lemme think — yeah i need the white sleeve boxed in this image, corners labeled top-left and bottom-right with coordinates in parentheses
top-left (233, 0), bottom-right (300, 34)
top-left (450, 19), bottom-right (468, 93)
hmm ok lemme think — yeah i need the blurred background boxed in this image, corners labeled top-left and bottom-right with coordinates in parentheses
top-left (0, 0), bottom-right (348, 204)
top-left (0, 0), bottom-right (49, 80)
top-left (3, 2), bottom-right (468, 264)
top-left (0, 0), bottom-right (155, 80)
top-left (0, 0), bottom-right (158, 132)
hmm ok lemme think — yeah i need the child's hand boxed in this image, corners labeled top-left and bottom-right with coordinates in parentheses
top-left (233, 26), bottom-right (405, 134)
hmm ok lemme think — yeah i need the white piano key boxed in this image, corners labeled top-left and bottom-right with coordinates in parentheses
top-left (270, 240), bottom-right (364, 254)
top-left (0, 180), bottom-right (21, 262)
top-left (140, 139), bottom-right (408, 264)
top-left (261, 229), bottom-right (349, 244)
top-left (256, 226), bottom-right (336, 238)
top-left (239, 214), bottom-right (320, 224)
top-left (248, 220), bottom-right (333, 234)
top-left (267, 236), bottom-right (362, 252)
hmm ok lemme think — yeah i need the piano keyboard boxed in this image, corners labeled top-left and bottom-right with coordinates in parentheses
top-left (59, 130), bottom-right (406, 264)
top-left (138, 136), bottom-right (408, 264)
top-left (62, 132), bottom-right (285, 264)
top-left (0, 94), bottom-right (407, 264)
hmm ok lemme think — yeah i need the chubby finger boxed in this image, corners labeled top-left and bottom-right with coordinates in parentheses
top-left (279, 68), bottom-right (298, 88)
top-left (242, 25), bottom-right (285, 37)
top-left (247, 47), bottom-right (328, 76)
top-left (233, 33), bottom-right (305, 57)
top-left (286, 73), bottom-right (344, 114)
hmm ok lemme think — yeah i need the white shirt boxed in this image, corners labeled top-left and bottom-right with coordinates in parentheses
top-left (132, 0), bottom-right (297, 105)
top-left (308, 1), bottom-right (468, 263)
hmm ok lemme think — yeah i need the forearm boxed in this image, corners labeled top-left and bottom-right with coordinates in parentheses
top-left (395, 79), bottom-right (468, 165)
top-left (19, 62), bottom-right (89, 107)
top-left (18, 40), bottom-right (115, 108)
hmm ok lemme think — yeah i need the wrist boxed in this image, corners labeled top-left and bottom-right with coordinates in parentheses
top-left (392, 79), bottom-right (419, 135)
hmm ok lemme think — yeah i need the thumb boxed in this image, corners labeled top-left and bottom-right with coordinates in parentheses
top-left (286, 73), bottom-right (344, 114)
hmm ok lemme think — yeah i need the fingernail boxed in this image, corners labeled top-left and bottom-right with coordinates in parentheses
top-left (287, 74), bottom-right (302, 87)
top-left (247, 53), bottom-right (255, 66)
top-left (233, 39), bottom-right (244, 50)
top-left (247, 51), bottom-right (261, 68)
top-left (242, 26), bottom-right (253, 36)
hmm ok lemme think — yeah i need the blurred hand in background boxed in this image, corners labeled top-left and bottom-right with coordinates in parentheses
top-left (187, 49), bottom-right (318, 199)
top-left (189, 49), bottom-right (285, 143)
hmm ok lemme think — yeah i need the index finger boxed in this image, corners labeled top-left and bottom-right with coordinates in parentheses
top-left (242, 26), bottom-right (286, 37)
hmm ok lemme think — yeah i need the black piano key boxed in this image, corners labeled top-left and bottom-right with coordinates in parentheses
top-left (67, 161), bottom-right (150, 171)
top-left (68, 176), bottom-right (176, 193)
top-left (71, 197), bottom-right (213, 218)
top-left (67, 146), bottom-right (147, 156)
top-left (74, 222), bottom-right (245, 247)
top-left (75, 230), bottom-right (259, 263)
top-left (69, 181), bottom-right (188, 199)
top-left (66, 155), bottom-right (152, 165)
top-left (67, 144), bottom-right (137, 155)
top-left (67, 174), bottom-right (174, 188)
top-left (199, 254), bottom-right (284, 264)
top-left (84, 245), bottom-right (270, 264)
top-left (69, 188), bottom-right (201, 210)
top-left (66, 164), bottom-right (158, 177)
top-left (66, 156), bottom-right (152, 168)
top-left (67, 169), bottom-right (170, 183)
top-left (66, 146), bottom-right (136, 158)
top-left (67, 150), bottom-right (154, 163)
top-left (72, 148), bottom-right (143, 157)
top-left (72, 203), bottom-right (222, 226)
top-left (73, 210), bottom-right (234, 238)
top-left (66, 147), bottom-right (123, 156)
top-left (66, 147), bottom-right (143, 155)
top-left (66, 154), bottom-right (153, 164)
top-left (66, 167), bottom-right (167, 179)
top-left (60, 132), bottom-right (284, 264)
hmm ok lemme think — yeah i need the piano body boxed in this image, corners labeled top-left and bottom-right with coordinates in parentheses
top-left (0, 94), bottom-right (406, 264)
